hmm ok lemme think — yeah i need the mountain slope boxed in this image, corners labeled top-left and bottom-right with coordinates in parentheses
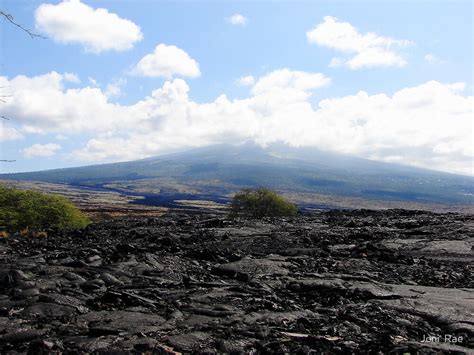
top-left (1, 143), bottom-right (473, 205)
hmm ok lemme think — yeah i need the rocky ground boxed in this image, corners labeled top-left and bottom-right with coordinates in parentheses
top-left (0, 209), bottom-right (473, 354)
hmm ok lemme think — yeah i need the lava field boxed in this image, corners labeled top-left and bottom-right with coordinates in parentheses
top-left (0, 209), bottom-right (473, 354)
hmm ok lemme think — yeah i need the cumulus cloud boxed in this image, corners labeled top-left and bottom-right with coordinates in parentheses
top-left (228, 14), bottom-right (248, 26)
top-left (0, 71), bottom-right (138, 134)
top-left (132, 44), bottom-right (201, 79)
top-left (1, 70), bottom-right (472, 175)
top-left (307, 16), bottom-right (412, 69)
top-left (35, 0), bottom-right (143, 53)
top-left (236, 75), bottom-right (255, 86)
top-left (252, 69), bottom-right (331, 94)
top-left (22, 143), bottom-right (61, 158)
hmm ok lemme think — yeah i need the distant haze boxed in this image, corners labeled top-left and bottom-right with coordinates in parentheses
top-left (2, 144), bottom-right (472, 206)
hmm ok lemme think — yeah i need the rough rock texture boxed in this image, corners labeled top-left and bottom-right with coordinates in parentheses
top-left (0, 209), bottom-right (473, 354)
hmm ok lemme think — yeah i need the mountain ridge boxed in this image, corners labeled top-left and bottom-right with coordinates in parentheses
top-left (1, 143), bottom-right (473, 205)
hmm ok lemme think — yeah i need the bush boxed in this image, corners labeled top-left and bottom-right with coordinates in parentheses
top-left (230, 187), bottom-right (297, 218)
top-left (0, 185), bottom-right (89, 233)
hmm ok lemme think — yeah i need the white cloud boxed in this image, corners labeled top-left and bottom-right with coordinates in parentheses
top-left (236, 75), bottom-right (255, 86)
top-left (307, 16), bottom-right (412, 69)
top-left (73, 78), bottom-right (474, 175)
top-left (88, 77), bottom-right (99, 87)
top-left (132, 44), bottom-right (201, 79)
top-left (0, 72), bottom-right (135, 134)
top-left (228, 14), bottom-right (248, 26)
top-left (252, 68), bottom-right (331, 94)
top-left (63, 72), bottom-right (80, 83)
top-left (105, 78), bottom-right (126, 98)
top-left (424, 53), bottom-right (444, 64)
top-left (1, 70), bottom-right (472, 175)
top-left (22, 143), bottom-right (61, 158)
top-left (55, 134), bottom-right (67, 140)
top-left (0, 126), bottom-right (23, 142)
top-left (35, 0), bottom-right (143, 53)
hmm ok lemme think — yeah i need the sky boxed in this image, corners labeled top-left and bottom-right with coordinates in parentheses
top-left (0, 0), bottom-right (472, 175)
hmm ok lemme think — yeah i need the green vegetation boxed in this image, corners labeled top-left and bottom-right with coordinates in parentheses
top-left (0, 185), bottom-right (89, 233)
top-left (230, 187), bottom-right (297, 218)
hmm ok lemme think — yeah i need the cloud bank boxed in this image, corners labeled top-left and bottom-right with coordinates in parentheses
top-left (1, 70), bottom-right (472, 175)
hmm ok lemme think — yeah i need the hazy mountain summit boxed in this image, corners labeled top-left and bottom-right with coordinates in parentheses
top-left (1, 143), bottom-right (473, 205)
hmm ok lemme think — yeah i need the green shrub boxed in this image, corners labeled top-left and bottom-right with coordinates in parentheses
top-left (0, 185), bottom-right (89, 232)
top-left (230, 187), bottom-right (297, 218)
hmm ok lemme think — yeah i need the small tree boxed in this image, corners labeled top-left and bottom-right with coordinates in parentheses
top-left (0, 186), bottom-right (89, 233)
top-left (230, 187), bottom-right (297, 218)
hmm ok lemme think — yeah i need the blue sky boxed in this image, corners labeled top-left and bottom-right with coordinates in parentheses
top-left (0, 0), bottom-right (472, 175)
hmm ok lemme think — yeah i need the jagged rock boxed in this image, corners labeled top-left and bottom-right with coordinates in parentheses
top-left (80, 279), bottom-right (105, 291)
top-left (11, 287), bottom-right (40, 300)
top-left (0, 329), bottom-right (46, 344)
top-left (62, 271), bottom-right (87, 283)
top-left (21, 303), bottom-right (77, 319)
top-left (214, 256), bottom-right (292, 281)
top-left (166, 331), bottom-right (212, 352)
top-left (99, 272), bottom-right (124, 286)
top-left (0, 210), bottom-right (472, 353)
top-left (76, 311), bottom-right (167, 334)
